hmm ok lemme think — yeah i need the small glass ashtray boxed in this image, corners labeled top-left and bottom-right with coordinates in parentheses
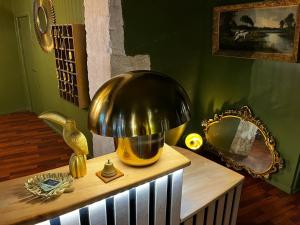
top-left (25, 173), bottom-right (74, 199)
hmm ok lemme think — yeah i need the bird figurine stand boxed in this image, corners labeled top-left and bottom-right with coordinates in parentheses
top-left (96, 160), bottom-right (124, 183)
top-left (69, 153), bottom-right (87, 178)
top-left (39, 112), bottom-right (89, 178)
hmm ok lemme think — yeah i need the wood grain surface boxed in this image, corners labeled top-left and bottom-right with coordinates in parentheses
top-left (192, 149), bottom-right (300, 225)
top-left (2, 113), bottom-right (299, 225)
top-left (237, 172), bottom-right (300, 225)
top-left (0, 144), bottom-right (190, 225)
top-left (0, 112), bottom-right (72, 181)
top-left (174, 147), bottom-right (244, 221)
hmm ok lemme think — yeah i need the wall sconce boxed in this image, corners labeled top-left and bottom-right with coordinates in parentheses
top-left (185, 133), bottom-right (203, 150)
top-left (88, 70), bottom-right (191, 166)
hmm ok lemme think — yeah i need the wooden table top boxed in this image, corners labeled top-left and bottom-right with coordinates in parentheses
top-left (0, 144), bottom-right (190, 225)
top-left (175, 147), bottom-right (244, 221)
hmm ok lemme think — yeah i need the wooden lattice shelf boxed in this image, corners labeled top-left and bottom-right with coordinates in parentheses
top-left (52, 24), bottom-right (90, 108)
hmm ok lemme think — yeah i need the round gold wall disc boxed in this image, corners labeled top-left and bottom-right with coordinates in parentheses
top-left (33, 0), bottom-right (56, 52)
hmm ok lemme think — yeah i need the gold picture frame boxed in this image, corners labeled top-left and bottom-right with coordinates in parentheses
top-left (202, 106), bottom-right (284, 179)
top-left (212, 0), bottom-right (300, 62)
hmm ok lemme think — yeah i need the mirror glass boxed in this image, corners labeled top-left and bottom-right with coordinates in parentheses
top-left (37, 6), bottom-right (48, 33)
top-left (206, 117), bottom-right (272, 174)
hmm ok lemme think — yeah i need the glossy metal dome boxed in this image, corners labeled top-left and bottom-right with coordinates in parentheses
top-left (88, 70), bottom-right (191, 137)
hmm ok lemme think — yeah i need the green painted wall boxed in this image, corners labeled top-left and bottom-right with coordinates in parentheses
top-left (10, 0), bottom-right (92, 155)
top-left (123, 0), bottom-right (300, 193)
top-left (0, 1), bottom-right (28, 114)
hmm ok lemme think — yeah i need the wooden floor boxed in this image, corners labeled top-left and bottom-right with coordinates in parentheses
top-left (0, 111), bottom-right (72, 181)
top-left (199, 150), bottom-right (300, 225)
top-left (237, 174), bottom-right (300, 225)
top-left (0, 112), bottom-right (300, 224)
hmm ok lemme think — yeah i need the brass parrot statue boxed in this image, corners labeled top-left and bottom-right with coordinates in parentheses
top-left (38, 112), bottom-right (89, 178)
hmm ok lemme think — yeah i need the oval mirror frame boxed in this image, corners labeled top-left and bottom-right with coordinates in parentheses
top-left (33, 0), bottom-right (56, 52)
top-left (202, 106), bottom-right (284, 179)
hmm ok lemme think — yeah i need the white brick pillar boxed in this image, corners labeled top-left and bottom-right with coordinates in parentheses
top-left (84, 0), bottom-right (150, 156)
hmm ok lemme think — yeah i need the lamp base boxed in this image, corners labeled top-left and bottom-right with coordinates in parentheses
top-left (114, 133), bottom-right (164, 166)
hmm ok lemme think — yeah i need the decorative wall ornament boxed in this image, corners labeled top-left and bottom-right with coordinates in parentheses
top-left (212, 0), bottom-right (300, 62)
top-left (38, 112), bottom-right (89, 178)
top-left (52, 24), bottom-right (90, 108)
top-left (202, 106), bottom-right (284, 179)
top-left (33, 0), bottom-right (56, 52)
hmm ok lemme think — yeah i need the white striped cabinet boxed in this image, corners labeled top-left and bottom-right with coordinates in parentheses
top-left (36, 170), bottom-right (183, 225)
top-left (181, 183), bottom-right (243, 225)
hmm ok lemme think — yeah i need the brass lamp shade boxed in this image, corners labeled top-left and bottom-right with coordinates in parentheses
top-left (88, 70), bottom-right (191, 166)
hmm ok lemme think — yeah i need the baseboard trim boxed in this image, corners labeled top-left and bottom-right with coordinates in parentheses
top-left (266, 179), bottom-right (292, 194)
top-left (0, 107), bottom-right (30, 115)
top-left (291, 154), bottom-right (300, 194)
top-left (291, 186), bottom-right (300, 194)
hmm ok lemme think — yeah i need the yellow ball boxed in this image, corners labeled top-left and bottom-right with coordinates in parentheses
top-left (185, 133), bottom-right (203, 150)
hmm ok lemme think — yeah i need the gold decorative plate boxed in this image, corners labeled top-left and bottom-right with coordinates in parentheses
top-left (25, 173), bottom-right (73, 199)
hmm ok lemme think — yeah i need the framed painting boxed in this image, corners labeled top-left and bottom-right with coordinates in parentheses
top-left (212, 0), bottom-right (300, 62)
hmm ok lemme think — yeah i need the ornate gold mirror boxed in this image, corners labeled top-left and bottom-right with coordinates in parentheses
top-left (202, 106), bottom-right (283, 179)
top-left (33, 0), bottom-right (56, 52)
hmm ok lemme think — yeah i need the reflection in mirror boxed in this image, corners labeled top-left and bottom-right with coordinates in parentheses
top-left (206, 117), bottom-right (273, 174)
top-left (202, 106), bottom-right (283, 179)
top-left (37, 6), bottom-right (48, 33)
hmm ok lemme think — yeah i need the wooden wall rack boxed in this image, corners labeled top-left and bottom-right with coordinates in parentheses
top-left (52, 24), bottom-right (90, 108)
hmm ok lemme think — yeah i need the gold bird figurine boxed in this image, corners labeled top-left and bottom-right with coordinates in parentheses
top-left (38, 112), bottom-right (89, 178)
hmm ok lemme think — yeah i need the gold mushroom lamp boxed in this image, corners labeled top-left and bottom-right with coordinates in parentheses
top-left (88, 70), bottom-right (191, 166)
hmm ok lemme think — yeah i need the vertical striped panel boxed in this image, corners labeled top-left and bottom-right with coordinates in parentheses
top-left (89, 200), bottom-right (107, 225)
top-left (35, 170), bottom-right (184, 225)
top-left (114, 190), bottom-right (130, 225)
top-left (106, 197), bottom-right (115, 225)
top-left (206, 201), bottom-right (216, 225)
top-left (223, 189), bottom-right (235, 225)
top-left (195, 210), bottom-right (205, 225)
top-left (169, 169), bottom-right (183, 225)
top-left (49, 217), bottom-right (60, 225)
top-left (181, 183), bottom-right (243, 225)
top-left (183, 217), bottom-right (193, 225)
top-left (230, 184), bottom-right (243, 225)
top-left (79, 207), bottom-right (90, 225)
top-left (130, 189), bottom-right (137, 225)
top-left (136, 183), bottom-right (150, 225)
top-left (36, 221), bottom-right (51, 225)
top-left (215, 195), bottom-right (226, 225)
top-left (60, 210), bottom-right (81, 225)
top-left (154, 175), bottom-right (168, 225)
